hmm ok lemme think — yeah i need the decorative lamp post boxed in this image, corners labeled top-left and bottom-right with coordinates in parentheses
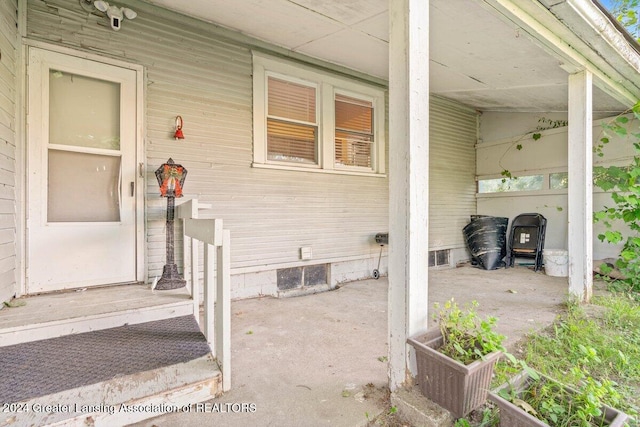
top-left (155, 158), bottom-right (188, 290)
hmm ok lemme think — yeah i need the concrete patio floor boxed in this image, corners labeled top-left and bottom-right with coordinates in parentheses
top-left (135, 265), bottom-right (570, 427)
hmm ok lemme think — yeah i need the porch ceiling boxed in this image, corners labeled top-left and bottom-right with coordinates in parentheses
top-left (142, 0), bottom-right (633, 114)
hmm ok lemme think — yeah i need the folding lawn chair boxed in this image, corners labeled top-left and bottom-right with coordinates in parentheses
top-left (506, 213), bottom-right (547, 272)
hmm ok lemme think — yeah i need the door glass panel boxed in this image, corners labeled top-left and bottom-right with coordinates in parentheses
top-left (49, 70), bottom-right (120, 150)
top-left (48, 150), bottom-right (121, 222)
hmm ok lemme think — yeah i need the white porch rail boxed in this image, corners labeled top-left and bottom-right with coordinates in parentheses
top-left (177, 199), bottom-right (231, 392)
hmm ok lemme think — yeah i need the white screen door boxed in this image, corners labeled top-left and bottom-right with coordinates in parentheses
top-left (27, 48), bottom-right (140, 293)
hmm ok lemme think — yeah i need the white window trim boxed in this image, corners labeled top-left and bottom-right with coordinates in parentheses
top-left (252, 52), bottom-right (386, 176)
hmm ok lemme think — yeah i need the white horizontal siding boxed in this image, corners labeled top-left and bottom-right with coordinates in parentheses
top-left (27, 0), bottom-right (478, 286)
top-left (429, 97), bottom-right (478, 251)
top-left (0, 0), bottom-right (16, 303)
top-left (27, 0), bottom-right (389, 281)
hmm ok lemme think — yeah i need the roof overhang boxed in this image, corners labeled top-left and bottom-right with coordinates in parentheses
top-left (139, 0), bottom-right (640, 114)
top-left (483, 0), bottom-right (640, 108)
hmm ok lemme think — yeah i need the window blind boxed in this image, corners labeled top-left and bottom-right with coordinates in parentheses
top-left (267, 119), bottom-right (317, 164)
top-left (335, 94), bottom-right (373, 168)
top-left (267, 77), bottom-right (317, 164)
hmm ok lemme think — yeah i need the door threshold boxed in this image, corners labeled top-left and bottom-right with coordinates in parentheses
top-left (0, 284), bottom-right (194, 346)
top-left (22, 280), bottom-right (144, 298)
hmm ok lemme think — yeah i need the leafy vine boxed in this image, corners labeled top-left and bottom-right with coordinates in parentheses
top-left (593, 101), bottom-right (640, 292)
top-left (498, 117), bottom-right (568, 181)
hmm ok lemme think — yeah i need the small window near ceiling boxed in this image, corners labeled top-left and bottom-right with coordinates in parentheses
top-left (478, 175), bottom-right (544, 193)
top-left (550, 172), bottom-right (568, 189)
top-left (267, 76), bottom-right (318, 165)
top-left (335, 94), bottom-right (374, 169)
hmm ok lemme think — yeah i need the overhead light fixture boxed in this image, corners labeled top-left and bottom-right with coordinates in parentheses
top-left (88, 0), bottom-right (137, 31)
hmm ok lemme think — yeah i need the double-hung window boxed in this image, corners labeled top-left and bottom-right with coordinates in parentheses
top-left (334, 93), bottom-right (374, 169)
top-left (253, 52), bottom-right (385, 175)
top-left (266, 76), bottom-right (318, 164)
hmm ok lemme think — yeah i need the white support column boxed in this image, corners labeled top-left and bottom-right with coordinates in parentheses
top-left (567, 70), bottom-right (593, 302)
top-left (388, 0), bottom-right (430, 391)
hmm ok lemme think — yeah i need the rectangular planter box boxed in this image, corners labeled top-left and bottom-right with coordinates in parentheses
top-left (407, 327), bottom-right (502, 418)
top-left (488, 370), bottom-right (629, 427)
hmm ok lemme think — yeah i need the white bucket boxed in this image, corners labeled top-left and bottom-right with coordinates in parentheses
top-left (543, 249), bottom-right (568, 277)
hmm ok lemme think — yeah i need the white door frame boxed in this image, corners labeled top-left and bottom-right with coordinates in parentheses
top-left (22, 41), bottom-right (145, 294)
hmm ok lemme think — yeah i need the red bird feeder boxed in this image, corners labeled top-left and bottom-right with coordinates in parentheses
top-left (174, 115), bottom-right (185, 140)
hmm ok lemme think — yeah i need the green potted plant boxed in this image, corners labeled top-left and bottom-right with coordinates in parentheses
top-left (489, 344), bottom-right (630, 427)
top-left (489, 369), bottom-right (629, 427)
top-left (406, 299), bottom-right (505, 418)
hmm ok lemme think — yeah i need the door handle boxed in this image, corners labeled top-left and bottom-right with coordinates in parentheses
top-left (130, 181), bottom-right (135, 197)
top-left (117, 165), bottom-right (122, 209)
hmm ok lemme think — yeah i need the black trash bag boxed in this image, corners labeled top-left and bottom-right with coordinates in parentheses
top-left (463, 216), bottom-right (509, 270)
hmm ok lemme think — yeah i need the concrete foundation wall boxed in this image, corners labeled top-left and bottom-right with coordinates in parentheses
top-left (228, 257), bottom-right (388, 300)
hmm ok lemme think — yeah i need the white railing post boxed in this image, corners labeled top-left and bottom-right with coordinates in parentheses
top-left (178, 201), bottom-right (193, 319)
top-left (177, 199), bottom-right (212, 323)
top-left (203, 242), bottom-right (215, 350)
top-left (216, 229), bottom-right (231, 392)
top-left (180, 211), bottom-right (231, 392)
top-left (190, 237), bottom-right (200, 323)
top-left (183, 235), bottom-right (191, 296)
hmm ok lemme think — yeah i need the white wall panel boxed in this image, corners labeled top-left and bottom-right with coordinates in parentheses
top-left (0, 0), bottom-right (17, 303)
top-left (477, 113), bottom-right (637, 262)
top-left (429, 97), bottom-right (478, 253)
top-left (27, 0), bottom-right (480, 293)
top-left (27, 0), bottom-right (388, 284)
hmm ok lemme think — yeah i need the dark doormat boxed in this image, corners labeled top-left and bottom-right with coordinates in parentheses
top-left (0, 315), bottom-right (211, 404)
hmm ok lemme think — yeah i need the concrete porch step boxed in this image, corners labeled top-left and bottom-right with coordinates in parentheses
top-left (0, 284), bottom-right (195, 347)
top-left (3, 355), bottom-right (221, 427)
top-left (0, 316), bottom-right (222, 427)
